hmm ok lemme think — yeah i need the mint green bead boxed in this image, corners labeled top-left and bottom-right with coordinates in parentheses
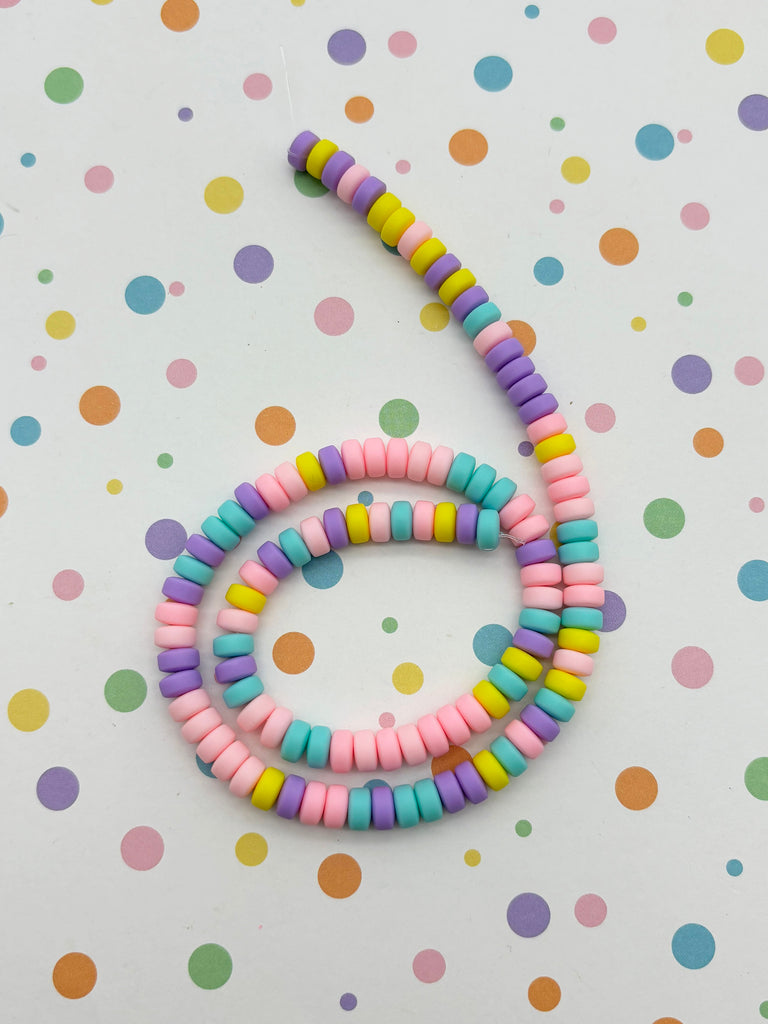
top-left (476, 507), bottom-right (500, 550)
top-left (488, 663), bottom-right (527, 701)
top-left (482, 476), bottom-right (517, 510)
top-left (212, 633), bottom-right (254, 658)
top-left (223, 674), bottom-right (264, 708)
top-left (556, 518), bottom-right (598, 543)
top-left (463, 301), bottom-right (502, 339)
top-left (558, 540), bottom-right (599, 564)
top-left (561, 607), bottom-right (603, 630)
top-left (278, 527), bottom-right (311, 567)
top-left (534, 687), bottom-right (575, 721)
top-left (348, 786), bottom-right (372, 830)
top-left (281, 719), bottom-right (311, 762)
top-left (393, 784), bottom-right (420, 827)
top-left (218, 499), bottom-right (255, 537)
top-left (464, 463), bottom-right (496, 504)
top-left (519, 608), bottom-right (561, 633)
top-left (446, 452), bottom-right (476, 492)
top-left (201, 515), bottom-right (240, 550)
top-left (306, 725), bottom-right (332, 768)
top-left (173, 554), bottom-right (215, 586)
top-left (413, 778), bottom-right (443, 822)
top-left (391, 500), bottom-right (413, 541)
top-left (490, 735), bottom-right (528, 776)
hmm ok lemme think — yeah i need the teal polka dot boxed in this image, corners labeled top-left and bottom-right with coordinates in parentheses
top-left (378, 399), bottom-right (419, 438)
top-left (671, 923), bottom-right (715, 969)
top-left (0, 212), bottom-right (4, 236)
top-left (196, 755), bottom-right (216, 778)
top-left (20, 153), bottom-right (36, 168)
top-left (474, 56), bottom-right (513, 92)
top-left (525, 5), bottom-right (540, 18)
top-left (125, 275), bottom-right (165, 314)
top-left (737, 560), bottom-right (768, 601)
top-left (10, 416), bottom-right (41, 446)
top-left (357, 490), bottom-right (373, 506)
top-left (635, 124), bottom-right (674, 161)
top-left (472, 624), bottom-right (514, 665)
top-left (301, 550), bottom-right (344, 589)
top-left (533, 257), bottom-right (564, 285)
top-left (726, 859), bottom-right (743, 876)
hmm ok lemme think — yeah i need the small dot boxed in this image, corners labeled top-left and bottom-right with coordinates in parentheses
top-left (272, 631), bottom-right (315, 673)
top-left (314, 297), bottom-right (354, 336)
top-left (235, 832), bottom-right (268, 865)
top-left (671, 923), bottom-right (715, 969)
top-left (584, 403), bottom-right (615, 432)
top-left (615, 766), bottom-right (658, 809)
top-left (549, 199), bottom-right (564, 214)
top-left (0, 487), bottom-right (7, 518)
top-left (726, 859), bottom-right (743, 877)
top-left (464, 849), bottom-right (481, 867)
top-left (388, 31), bottom-right (417, 57)
top-left (121, 826), bottom-right (164, 870)
top-left (599, 227), bottom-right (639, 265)
top-left (574, 894), bottom-right (607, 927)
top-left (340, 993), bottom-right (358, 1011)
top-left (643, 498), bottom-right (685, 539)
top-left (533, 257), bottom-right (564, 285)
top-left (52, 953), bottom-right (97, 999)
top-left (168, 281), bottom-right (185, 296)
top-left (381, 617), bottom-right (398, 634)
top-left (395, 160), bottom-right (411, 174)
top-left (104, 669), bottom-right (147, 712)
top-left (255, 406), bottom-right (296, 445)
top-left (20, 152), bottom-right (36, 167)
top-left (166, 359), bottom-right (197, 388)
top-left (473, 56), bottom-right (513, 92)
top-left (738, 94), bottom-right (768, 132)
top-left (420, 302), bottom-right (450, 331)
top-left (317, 853), bottom-right (362, 898)
top-left (745, 757), bottom-right (768, 799)
top-left (678, 129), bottom-right (693, 143)
top-left (37, 766), bottom-right (80, 810)
top-left (705, 28), bottom-right (744, 65)
top-left (243, 73), bottom-right (273, 99)
top-left (379, 398), bottom-right (419, 438)
top-left (550, 116), bottom-right (565, 131)
top-left (204, 176), bottom-right (244, 214)
top-left (177, 107), bottom-right (193, 121)
top-left (678, 291), bottom-right (693, 306)
top-left (345, 96), bottom-right (374, 123)
top-left (392, 662), bottom-right (424, 695)
top-left (31, 356), bottom-right (47, 371)
top-left (738, 560), bottom-right (768, 602)
top-left (507, 893), bottom-right (551, 937)
top-left (7, 689), bottom-right (50, 731)
top-left (378, 712), bottom-right (395, 728)
top-left (761, 1001), bottom-right (768, 1020)
top-left (671, 646), bottom-right (713, 689)
top-left (693, 427), bottom-right (723, 457)
top-left (412, 949), bottom-right (446, 984)
top-left (187, 944), bottom-right (232, 989)
top-left (327, 29), bottom-right (366, 65)
top-left (38, 269), bottom-right (54, 284)
top-left (52, 569), bottom-right (84, 601)
top-left (525, 5), bottom-right (540, 18)
top-left (749, 498), bottom-right (764, 513)
top-left (528, 977), bottom-right (561, 1012)
top-left (518, 440), bottom-right (534, 456)
top-left (561, 156), bottom-right (590, 183)
top-left (106, 479), bottom-right (123, 494)
top-left (680, 202), bottom-right (710, 230)
top-left (734, 356), bottom-right (764, 385)
top-left (515, 819), bottom-right (532, 837)
top-left (671, 354), bottom-right (711, 393)
top-left (125, 275), bottom-right (165, 314)
top-left (156, 453), bottom-right (173, 469)
top-left (635, 124), bottom-right (674, 161)
top-left (45, 310), bottom-right (76, 339)
top-left (448, 129), bottom-right (488, 166)
top-left (79, 385), bottom-right (120, 425)
top-left (588, 17), bottom-right (617, 44)
top-left (84, 165), bottom-right (114, 193)
top-left (631, 316), bottom-right (646, 331)
top-left (161, 0), bottom-right (199, 32)
top-left (144, 518), bottom-right (187, 559)
top-left (233, 245), bottom-right (274, 284)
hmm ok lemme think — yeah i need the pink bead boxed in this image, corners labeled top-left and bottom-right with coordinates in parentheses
top-left (197, 724), bottom-right (236, 763)
top-left (275, 461), bottom-right (308, 502)
top-left (499, 494), bottom-right (535, 531)
top-left (154, 625), bottom-right (197, 649)
top-left (237, 693), bottom-right (276, 732)
top-left (323, 784), bottom-right (349, 828)
top-left (540, 452), bottom-right (583, 484)
top-left (386, 438), bottom-right (409, 478)
top-left (554, 497), bottom-right (595, 522)
top-left (229, 755), bottom-right (266, 797)
top-left (456, 693), bottom-right (492, 734)
top-left (300, 516), bottom-right (331, 557)
top-left (398, 220), bottom-right (432, 259)
top-left (547, 475), bottom-right (590, 503)
top-left (299, 780), bottom-right (327, 825)
top-left (509, 514), bottom-right (549, 543)
top-left (505, 719), bottom-right (544, 758)
top-left (329, 729), bottom-right (354, 773)
top-left (217, 607), bottom-right (260, 633)
top-left (368, 502), bottom-right (391, 542)
top-left (353, 730), bottom-right (378, 771)
top-left (181, 706), bottom-right (221, 744)
top-left (340, 439), bottom-right (366, 480)
top-left (413, 500), bottom-right (435, 541)
top-left (397, 723), bottom-right (428, 766)
top-left (239, 560), bottom-right (279, 594)
top-left (376, 727), bottom-right (403, 771)
top-left (527, 413), bottom-right (568, 445)
top-left (407, 441), bottom-right (433, 481)
top-left (426, 445), bottom-right (454, 486)
top-left (553, 648), bottom-right (594, 676)
top-left (564, 584), bottom-right (605, 608)
top-left (363, 437), bottom-right (386, 477)
top-left (522, 586), bottom-right (563, 610)
top-left (336, 163), bottom-right (370, 204)
top-left (437, 703), bottom-right (472, 745)
top-left (168, 688), bottom-right (211, 722)
top-left (416, 714), bottom-right (450, 757)
top-left (255, 473), bottom-right (290, 511)
top-left (211, 740), bottom-right (250, 781)
top-left (520, 562), bottom-right (562, 586)
top-left (473, 319), bottom-right (513, 357)
top-left (260, 706), bottom-right (293, 748)
top-left (563, 562), bottom-right (604, 585)
top-left (155, 601), bottom-right (198, 626)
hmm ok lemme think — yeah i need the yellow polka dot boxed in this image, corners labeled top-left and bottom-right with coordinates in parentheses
top-left (705, 28), bottom-right (744, 65)
top-left (106, 479), bottom-right (123, 494)
top-left (561, 156), bottom-right (591, 184)
top-left (392, 662), bottom-right (424, 695)
top-left (631, 316), bottom-right (646, 331)
top-left (204, 176), bottom-right (244, 214)
top-left (8, 689), bottom-right (50, 731)
top-left (464, 849), bottom-right (481, 867)
top-left (419, 302), bottom-right (450, 332)
top-left (45, 310), bottom-right (76, 340)
top-left (235, 832), bottom-right (268, 865)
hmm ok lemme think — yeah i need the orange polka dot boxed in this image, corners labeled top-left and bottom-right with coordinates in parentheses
top-left (652, 1018), bottom-right (684, 1024)
top-left (272, 632), bottom-right (315, 674)
top-left (431, 745), bottom-right (472, 776)
top-left (317, 853), bottom-right (362, 898)
top-left (507, 319), bottom-right (537, 355)
top-left (254, 406), bottom-right (296, 445)
top-left (0, 486), bottom-right (7, 518)
top-left (79, 386), bottom-right (121, 425)
top-left (599, 228), bottom-right (639, 266)
top-left (615, 766), bottom-right (658, 810)
top-left (160, 0), bottom-right (199, 31)
top-left (692, 427), bottom-right (723, 458)
top-left (449, 129), bottom-right (488, 166)
top-left (345, 96), bottom-right (374, 123)
top-left (52, 953), bottom-right (97, 999)
top-left (528, 976), bottom-right (561, 1011)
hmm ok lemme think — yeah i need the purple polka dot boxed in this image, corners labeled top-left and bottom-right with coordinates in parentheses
top-left (601, 590), bottom-right (626, 632)
top-left (738, 94), bottom-right (768, 132)
top-left (518, 440), bottom-right (534, 457)
top-left (506, 892), bottom-right (551, 937)
top-left (145, 518), bottom-right (187, 559)
top-left (178, 107), bottom-right (193, 122)
top-left (671, 354), bottom-right (712, 394)
top-left (233, 245), bottom-right (274, 284)
top-left (327, 29), bottom-right (366, 65)
top-left (340, 993), bottom-right (357, 1011)
top-left (37, 766), bottom-right (79, 810)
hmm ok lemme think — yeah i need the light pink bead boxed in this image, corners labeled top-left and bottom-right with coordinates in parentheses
top-left (237, 693), bottom-right (276, 732)
top-left (275, 461), bottom-right (308, 502)
top-left (255, 473), bottom-right (290, 511)
top-left (300, 516), bottom-right (331, 557)
top-left (510, 514), bottom-right (549, 542)
top-left (368, 502), bottom-right (391, 542)
top-left (426, 445), bottom-right (454, 485)
top-left (540, 452), bottom-right (583, 484)
top-left (340, 439), bottom-right (366, 480)
top-left (155, 601), bottom-right (198, 626)
top-left (168, 688), bottom-right (211, 722)
top-left (563, 584), bottom-right (605, 608)
top-left (563, 562), bottom-right (604, 585)
top-left (260, 706), bottom-right (293, 748)
top-left (548, 475), bottom-right (590, 504)
top-left (353, 730), bottom-right (378, 771)
top-left (499, 493), bottom-right (535, 531)
top-left (407, 441), bottom-right (432, 481)
top-left (211, 740), bottom-right (250, 781)
top-left (217, 607), bottom-right (259, 633)
top-left (336, 163), bottom-right (370, 204)
top-left (329, 729), bottom-right (354, 773)
top-left (398, 220), bottom-right (432, 259)
top-left (505, 719), bottom-right (543, 758)
top-left (376, 727), bottom-right (403, 771)
top-left (473, 319), bottom-right (513, 357)
top-left (197, 724), bottom-right (236, 764)
top-left (229, 755), bottom-right (266, 797)
top-left (386, 438), bottom-right (409, 478)
top-left (397, 723), bottom-right (428, 766)
top-left (323, 784), bottom-right (349, 828)
top-left (554, 497), bottom-right (596, 522)
top-left (363, 437), bottom-right (386, 477)
top-left (154, 625), bottom-right (196, 649)
top-left (437, 704), bottom-right (472, 745)
top-left (417, 714), bottom-right (450, 757)
top-left (239, 560), bottom-right (279, 594)
top-left (299, 780), bottom-right (327, 825)
top-left (456, 693), bottom-right (492, 734)
top-left (527, 413), bottom-right (568, 445)
top-left (553, 649), bottom-right (594, 676)
top-left (181, 706), bottom-right (221, 743)
top-left (520, 562), bottom-right (562, 586)
top-left (522, 586), bottom-right (563, 610)
top-left (413, 500), bottom-right (435, 541)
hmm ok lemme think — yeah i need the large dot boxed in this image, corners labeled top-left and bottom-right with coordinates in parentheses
top-left (0, 486), bottom-right (7, 517)
top-left (235, 832), bottom-right (269, 865)
top-left (734, 356), bottom-right (764, 385)
top-left (44, 67), bottom-right (84, 103)
top-left (528, 977), bottom-right (561, 1011)
top-left (516, 819), bottom-right (533, 837)
top-left (52, 569), bottom-right (84, 600)
top-left (431, 745), bottom-right (472, 776)
top-left (166, 358), bottom-right (197, 388)
top-left (388, 31), bottom-right (417, 58)
top-left (693, 427), bottom-right (723, 457)
top-left (327, 29), bottom-right (366, 65)
top-left (464, 849), bottom-right (481, 867)
top-left (254, 406), bottom-right (296, 445)
top-left (745, 758), bottom-right (768, 799)
top-left (204, 176), bottom-right (244, 214)
top-left (472, 624), bottom-right (514, 665)
top-left (726, 859), bottom-right (743, 877)
top-left (392, 662), bottom-right (424, 695)
top-left (161, 0), bottom-right (199, 31)
top-left (449, 129), bottom-right (488, 166)
top-left (145, 518), bottom-right (187, 559)
top-left (273, 632), bottom-right (315, 673)
top-left (302, 550), bottom-right (344, 589)
top-left (601, 590), bottom-right (627, 631)
top-left (243, 73), bottom-right (272, 100)
top-left (84, 166), bottom-right (114, 193)
top-left (8, 689), bottom-right (50, 731)
top-left (474, 56), bottom-right (513, 92)
top-left (340, 993), bottom-right (358, 1011)
top-left (10, 416), bottom-right (41, 446)
top-left (643, 498), bottom-right (685, 538)
top-left (233, 245), bottom-right (274, 283)
top-left (738, 560), bottom-right (768, 601)
top-left (293, 171), bottom-right (329, 198)
top-left (671, 647), bottom-right (713, 689)
top-left (420, 302), bottom-right (450, 331)
top-left (574, 894), bottom-right (607, 927)
top-left (125, 275), bottom-right (165, 314)
top-left (599, 228), bottom-right (639, 265)
top-left (345, 96), bottom-right (374, 123)
top-left (45, 310), bottom-right (76, 339)
top-left (588, 17), bottom-right (616, 43)
top-left (507, 892), bottom-right (551, 937)
top-left (672, 923), bottom-right (715, 969)
top-left (508, 320), bottom-right (536, 354)
top-left (635, 124), bottom-right (675, 160)
top-left (533, 257), bottom-right (564, 285)
top-left (121, 826), bottom-right (164, 870)
top-left (318, 853), bottom-right (362, 898)
top-left (680, 202), bottom-right (710, 230)
top-left (412, 949), bottom-right (446, 983)
top-left (671, 354), bottom-right (711, 393)
top-left (705, 28), bottom-right (744, 64)
top-left (37, 766), bottom-right (79, 810)
top-left (379, 398), bottom-right (419, 437)
top-left (79, 386), bottom-right (120, 425)
top-left (105, 669), bottom-right (147, 712)
top-left (52, 953), bottom-right (97, 999)
top-left (738, 94), bottom-right (768, 131)
top-left (314, 297), bottom-right (354, 335)
top-left (585, 403), bottom-right (615, 432)
top-left (188, 944), bottom-right (232, 989)
top-left (561, 156), bottom-right (590, 183)
top-left (615, 766), bottom-right (658, 809)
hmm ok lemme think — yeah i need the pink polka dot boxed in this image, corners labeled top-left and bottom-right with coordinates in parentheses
top-left (314, 297), bottom-right (354, 336)
top-left (735, 356), bottom-right (764, 385)
top-left (677, 129), bottom-right (693, 143)
top-left (168, 281), bottom-right (185, 297)
top-left (671, 646), bottom-right (713, 689)
top-left (0, 1), bottom-right (23, 8)
top-left (166, 359), bottom-right (197, 388)
top-left (549, 199), bottom-right (565, 214)
top-left (574, 893), bottom-right (607, 927)
top-left (588, 17), bottom-right (617, 44)
top-left (52, 569), bottom-right (84, 601)
top-left (584, 402), bottom-right (616, 432)
top-left (84, 166), bottom-right (114, 194)
top-left (680, 202), bottom-right (710, 230)
top-left (749, 497), bottom-right (764, 513)
top-left (388, 31), bottom-right (417, 58)
top-left (378, 712), bottom-right (395, 728)
top-left (395, 160), bottom-right (411, 174)
top-left (243, 73), bottom-right (273, 100)
top-left (31, 356), bottom-right (47, 371)
top-left (412, 949), bottom-right (446, 983)
top-left (121, 826), bottom-right (164, 870)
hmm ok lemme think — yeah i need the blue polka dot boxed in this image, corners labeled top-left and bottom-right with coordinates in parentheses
top-left (474, 56), bottom-right (513, 92)
top-left (196, 755), bottom-right (216, 778)
top-left (472, 623), bottom-right (514, 665)
top-left (524, 4), bottom-right (540, 17)
top-left (635, 124), bottom-right (674, 161)
top-left (533, 257), bottom-right (564, 285)
top-left (20, 152), bottom-right (36, 167)
top-left (726, 859), bottom-right (743, 877)
top-left (364, 779), bottom-right (390, 791)
top-left (737, 559), bottom-right (768, 601)
top-left (671, 923), bottom-right (715, 969)
top-left (10, 416), bottom-right (41, 446)
top-left (357, 490), bottom-right (373, 506)
top-left (125, 275), bottom-right (166, 315)
top-left (302, 550), bottom-right (344, 589)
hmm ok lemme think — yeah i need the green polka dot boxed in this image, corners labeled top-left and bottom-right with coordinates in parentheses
top-left (381, 617), bottom-right (398, 633)
top-left (188, 943), bottom-right (232, 990)
top-left (515, 819), bottom-right (532, 837)
top-left (745, 758), bottom-right (768, 800)
top-left (677, 291), bottom-right (693, 306)
top-left (378, 399), bottom-right (419, 438)
top-left (550, 116), bottom-right (565, 131)
top-left (157, 453), bottom-right (174, 468)
top-left (38, 269), bottom-right (54, 284)
top-left (104, 670), bottom-right (147, 712)
top-left (44, 67), bottom-right (84, 104)
top-left (643, 498), bottom-right (685, 539)
top-left (293, 171), bottom-right (328, 198)
top-left (759, 1000), bottom-right (768, 1019)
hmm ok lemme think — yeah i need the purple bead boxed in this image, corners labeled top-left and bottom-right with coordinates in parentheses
top-left (497, 355), bottom-right (534, 390)
top-left (508, 372), bottom-right (547, 406)
top-left (351, 175), bottom-right (386, 215)
top-left (516, 538), bottom-right (558, 567)
top-left (158, 647), bottom-right (200, 672)
top-left (424, 253), bottom-right (461, 291)
top-left (159, 669), bottom-right (202, 699)
top-left (186, 533), bottom-right (226, 567)
top-left (451, 285), bottom-right (489, 322)
top-left (162, 576), bottom-right (203, 605)
top-left (517, 392), bottom-right (559, 425)
top-left (257, 541), bottom-right (294, 579)
top-left (322, 507), bottom-right (349, 548)
top-left (521, 704), bottom-right (560, 742)
top-left (287, 130), bottom-right (319, 171)
top-left (433, 770), bottom-right (465, 813)
top-left (275, 774), bottom-right (306, 819)
top-left (456, 503), bottom-right (479, 544)
top-left (234, 483), bottom-right (270, 521)
top-left (512, 627), bottom-right (555, 660)
top-left (318, 445), bottom-right (347, 485)
top-left (321, 150), bottom-right (355, 190)
top-left (455, 761), bottom-right (488, 804)
top-left (214, 655), bottom-right (257, 684)
top-left (485, 337), bottom-right (524, 372)
top-left (371, 785), bottom-right (396, 829)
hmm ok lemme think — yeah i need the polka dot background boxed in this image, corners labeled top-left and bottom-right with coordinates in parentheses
top-left (1, 4), bottom-right (764, 1021)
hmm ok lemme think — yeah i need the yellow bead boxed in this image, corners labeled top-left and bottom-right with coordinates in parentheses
top-left (437, 268), bottom-right (477, 306)
top-left (295, 452), bottom-right (326, 491)
top-left (345, 503), bottom-right (370, 544)
top-left (433, 502), bottom-right (457, 542)
top-left (558, 627), bottom-right (600, 654)
top-left (305, 139), bottom-right (338, 179)
top-left (410, 237), bottom-right (447, 275)
top-left (367, 192), bottom-right (402, 232)
top-left (534, 433), bottom-right (576, 463)
top-left (473, 750), bottom-right (509, 791)
top-left (472, 680), bottom-right (510, 719)
top-left (380, 206), bottom-right (416, 247)
top-left (544, 668), bottom-right (587, 701)
top-left (226, 583), bottom-right (266, 614)
top-left (251, 766), bottom-right (285, 810)
top-left (500, 646), bottom-right (542, 681)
